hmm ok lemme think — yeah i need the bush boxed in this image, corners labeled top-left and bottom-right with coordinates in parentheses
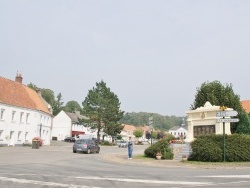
top-left (189, 134), bottom-right (250, 162)
top-left (144, 138), bottom-right (173, 159)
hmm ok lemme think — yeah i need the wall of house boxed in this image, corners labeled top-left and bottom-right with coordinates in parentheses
top-left (169, 127), bottom-right (188, 138)
top-left (51, 111), bottom-right (72, 141)
top-left (0, 103), bottom-right (52, 146)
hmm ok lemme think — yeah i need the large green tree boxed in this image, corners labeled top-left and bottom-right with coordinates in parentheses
top-left (191, 80), bottom-right (245, 133)
top-left (82, 81), bottom-right (124, 142)
top-left (235, 111), bottom-right (250, 134)
top-left (64, 100), bottom-right (82, 113)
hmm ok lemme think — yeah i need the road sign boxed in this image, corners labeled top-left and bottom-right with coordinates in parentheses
top-left (216, 118), bottom-right (239, 123)
top-left (216, 110), bottom-right (238, 117)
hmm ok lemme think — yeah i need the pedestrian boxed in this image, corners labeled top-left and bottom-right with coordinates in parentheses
top-left (127, 137), bottom-right (133, 159)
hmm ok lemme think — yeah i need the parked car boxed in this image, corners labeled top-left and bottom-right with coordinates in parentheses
top-left (64, 137), bottom-right (75, 143)
top-left (73, 139), bottom-right (100, 154)
top-left (118, 140), bottom-right (128, 148)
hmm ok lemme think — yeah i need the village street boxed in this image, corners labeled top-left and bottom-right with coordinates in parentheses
top-left (0, 143), bottom-right (250, 188)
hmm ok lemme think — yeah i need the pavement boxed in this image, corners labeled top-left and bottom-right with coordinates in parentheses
top-left (45, 141), bottom-right (250, 169)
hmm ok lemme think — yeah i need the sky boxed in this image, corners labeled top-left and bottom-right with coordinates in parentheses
top-left (1, 1), bottom-right (250, 117)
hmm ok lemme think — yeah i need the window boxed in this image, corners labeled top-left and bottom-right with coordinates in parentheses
top-left (18, 131), bottom-right (22, 140)
top-left (25, 132), bottom-right (28, 140)
top-left (0, 109), bottom-right (5, 120)
top-left (0, 130), bottom-right (3, 138)
top-left (26, 113), bottom-right (30, 124)
top-left (12, 111), bottom-right (16, 121)
top-left (20, 112), bottom-right (24, 123)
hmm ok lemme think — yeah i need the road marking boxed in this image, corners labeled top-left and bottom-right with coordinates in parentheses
top-left (198, 175), bottom-right (250, 178)
top-left (76, 176), bottom-right (213, 186)
top-left (0, 176), bottom-right (101, 188)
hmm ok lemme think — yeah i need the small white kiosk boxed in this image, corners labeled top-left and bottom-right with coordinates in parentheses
top-left (185, 101), bottom-right (233, 142)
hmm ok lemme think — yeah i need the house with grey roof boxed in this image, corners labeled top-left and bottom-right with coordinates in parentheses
top-left (169, 125), bottom-right (188, 139)
top-left (51, 110), bottom-right (97, 141)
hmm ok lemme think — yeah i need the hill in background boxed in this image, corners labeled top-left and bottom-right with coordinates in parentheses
top-left (119, 112), bottom-right (185, 130)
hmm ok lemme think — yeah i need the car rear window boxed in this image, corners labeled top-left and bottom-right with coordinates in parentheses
top-left (76, 140), bottom-right (87, 144)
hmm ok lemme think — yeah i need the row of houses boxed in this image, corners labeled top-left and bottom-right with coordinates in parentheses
top-left (0, 73), bottom-right (202, 146)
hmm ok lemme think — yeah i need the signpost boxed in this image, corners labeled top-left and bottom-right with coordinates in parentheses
top-left (216, 110), bottom-right (239, 162)
top-left (216, 118), bottom-right (239, 123)
top-left (216, 111), bottom-right (238, 117)
top-left (149, 116), bottom-right (153, 145)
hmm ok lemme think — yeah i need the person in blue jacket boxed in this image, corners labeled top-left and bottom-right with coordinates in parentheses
top-left (127, 137), bottom-right (133, 159)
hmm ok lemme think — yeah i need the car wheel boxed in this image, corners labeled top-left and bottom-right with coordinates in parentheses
top-left (73, 150), bottom-right (76, 153)
top-left (96, 149), bottom-right (100, 153)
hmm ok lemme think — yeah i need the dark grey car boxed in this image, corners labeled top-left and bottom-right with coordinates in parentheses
top-left (73, 139), bottom-right (100, 154)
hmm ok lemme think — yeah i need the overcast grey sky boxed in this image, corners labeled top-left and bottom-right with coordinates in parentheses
top-left (1, 1), bottom-right (249, 116)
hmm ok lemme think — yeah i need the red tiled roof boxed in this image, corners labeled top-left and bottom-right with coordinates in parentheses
top-left (137, 126), bottom-right (150, 132)
top-left (122, 124), bottom-right (137, 131)
top-left (0, 76), bottom-right (51, 114)
top-left (241, 100), bottom-right (250, 113)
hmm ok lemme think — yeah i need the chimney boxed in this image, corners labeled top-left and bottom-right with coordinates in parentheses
top-left (15, 72), bottom-right (23, 83)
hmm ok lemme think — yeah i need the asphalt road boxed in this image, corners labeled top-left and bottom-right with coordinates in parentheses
top-left (0, 142), bottom-right (250, 188)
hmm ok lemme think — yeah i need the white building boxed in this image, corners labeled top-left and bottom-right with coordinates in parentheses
top-left (169, 125), bottom-right (188, 139)
top-left (185, 101), bottom-right (233, 142)
top-left (0, 73), bottom-right (53, 146)
top-left (52, 110), bottom-right (97, 141)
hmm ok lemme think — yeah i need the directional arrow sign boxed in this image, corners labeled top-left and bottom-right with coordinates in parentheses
top-left (216, 110), bottom-right (238, 117)
top-left (216, 118), bottom-right (239, 123)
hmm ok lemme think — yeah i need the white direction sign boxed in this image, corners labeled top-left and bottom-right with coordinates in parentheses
top-left (216, 110), bottom-right (238, 117)
top-left (216, 118), bottom-right (239, 123)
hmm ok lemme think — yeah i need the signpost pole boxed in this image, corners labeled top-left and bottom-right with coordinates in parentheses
top-left (149, 115), bottom-right (153, 145)
top-left (223, 116), bottom-right (226, 162)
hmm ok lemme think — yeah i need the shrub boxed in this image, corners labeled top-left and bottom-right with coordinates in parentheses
top-left (189, 134), bottom-right (250, 162)
top-left (144, 138), bottom-right (173, 159)
top-left (101, 141), bottom-right (111, 146)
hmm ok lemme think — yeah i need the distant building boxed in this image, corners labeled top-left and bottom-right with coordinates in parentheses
top-left (52, 110), bottom-right (97, 141)
top-left (0, 73), bottom-right (53, 146)
top-left (169, 125), bottom-right (188, 139)
top-left (120, 124), bottom-right (150, 141)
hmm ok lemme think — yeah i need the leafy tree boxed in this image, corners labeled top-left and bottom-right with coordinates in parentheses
top-left (64, 100), bottom-right (82, 113)
top-left (157, 131), bottom-right (166, 139)
top-left (146, 131), bottom-right (151, 139)
top-left (236, 112), bottom-right (250, 134)
top-left (133, 129), bottom-right (143, 138)
top-left (103, 122), bottom-right (124, 142)
top-left (151, 131), bottom-right (157, 139)
top-left (52, 93), bottom-right (64, 116)
top-left (41, 89), bottom-right (56, 109)
top-left (191, 80), bottom-right (244, 133)
top-left (27, 83), bottom-right (38, 91)
top-left (82, 81), bottom-right (124, 142)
